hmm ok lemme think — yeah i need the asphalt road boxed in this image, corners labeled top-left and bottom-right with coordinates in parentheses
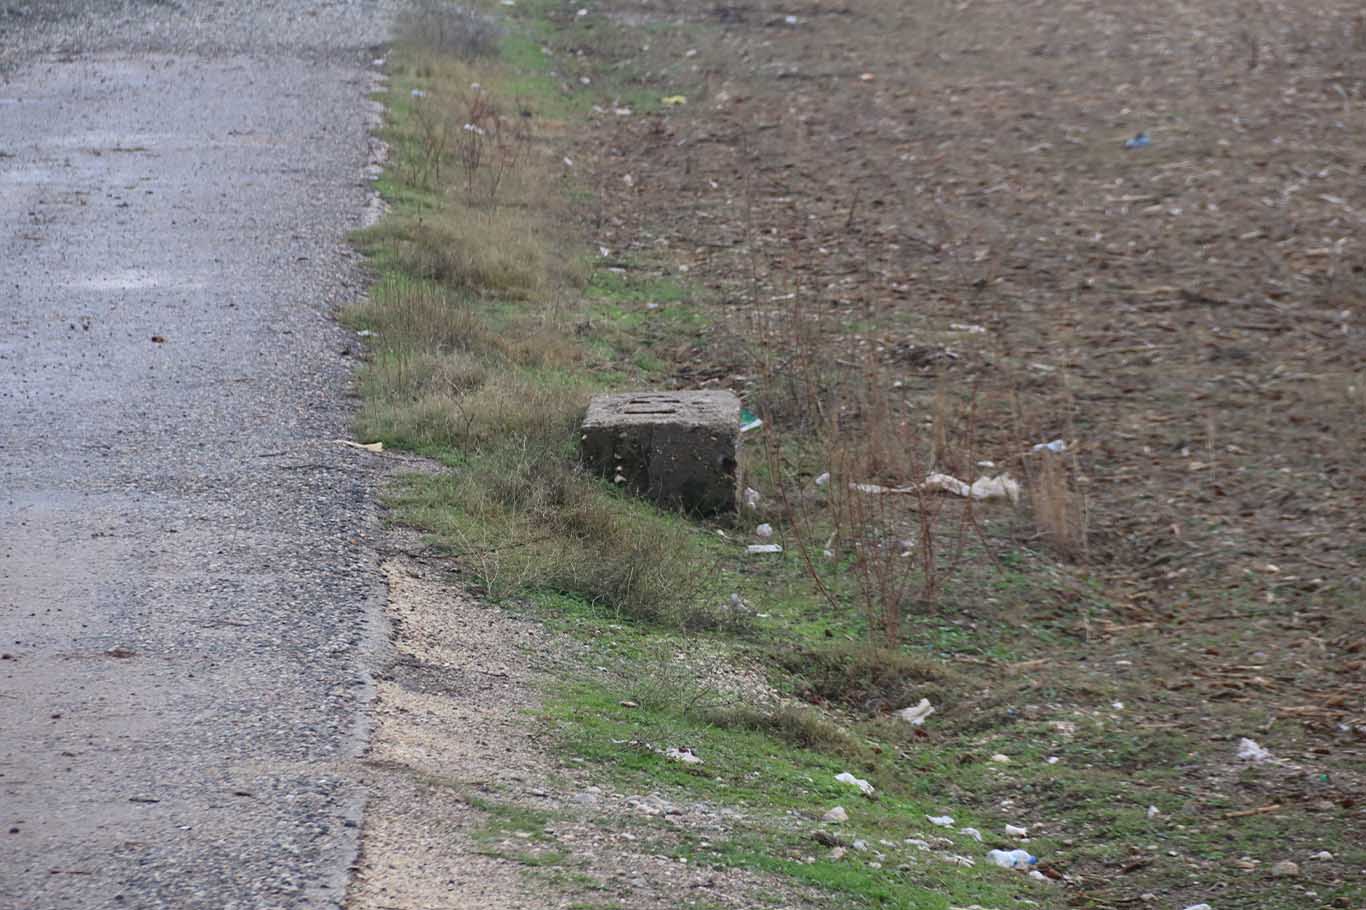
top-left (1, 3), bottom-right (393, 907)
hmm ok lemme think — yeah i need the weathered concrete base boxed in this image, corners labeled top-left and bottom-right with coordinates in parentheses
top-left (580, 391), bottom-right (741, 514)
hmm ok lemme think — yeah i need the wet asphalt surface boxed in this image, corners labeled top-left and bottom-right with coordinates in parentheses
top-left (1, 2), bottom-right (395, 907)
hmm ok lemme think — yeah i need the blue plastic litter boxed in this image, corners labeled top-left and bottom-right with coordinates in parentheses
top-left (1124, 131), bottom-right (1151, 149)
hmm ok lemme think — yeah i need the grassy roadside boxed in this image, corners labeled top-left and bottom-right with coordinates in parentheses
top-left (350, 3), bottom-right (1363, 909)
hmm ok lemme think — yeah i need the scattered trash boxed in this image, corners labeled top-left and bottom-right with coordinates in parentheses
top-left (926, 815), bottom-right (955, 828)
top-left (969, 475), bottom-right (1021, 502)
top-left (335, 440), bottom-right (384, 453)
top-left (835, 772), bottom-right (875, 797)
top-left (986, 848), bottom-right (1037, 869)
top-left (822, 806), bottom-right (849, 823)
top-left (1124, 131), bottom-right (1151, 149)
top-left (1182, 904), bottom-right (1213, 910)
top-left (895, 698), bottom-right (935, 726)
top-left (850, 473), bottom-right (1019, 503)
top-left (619, 700), bottom-right (638, 708)
top-left (1147, 805), bottom-right (1160, 819)
top-left (410, 88), bottom-right (426, 97)
top-left (784, 14), bottom-right (798, 24)
top-left (960, 827), bottom-right (983, 842)
top-left (665, 746), bottom-right (702, 765)
top-left (1270, 860), bottom-right (1299, 878)
top-left (852, 838), bottom-right (869, 851)
top-left (1111, 701), bottom-right (1124, 710)
top-left (814, 471), bottom-right (831, 487)
top-left (1236, 738), bottom-right (1271, 762)
top-left (743, 487), bottom-right (762, 509)
top-left (920, 474), bottom-right (970, 497)
top-left (859, 72), bottom-right (876, 82)
top-left (1045, 756), bottom-right (1059, 764)
top-left (661, 95), bottom-right (687, 106)
top-left (746, 544), bottom-right (783, 554)
top-left (949, 322), bottom-right (987, 334)
top-left (1310, 850), bottom-right (1333, 861)
top-left (356, 329), bottom-right (377, 338)
top-left (575, 7), bottom-right (588, 15)
top-left (1032, 439), bottom-right (1067, 454)
top-left (1004, 824), bottom-right (1028, 838)
top-left (1027, 869), bottom-right (1052, 884)
top-left (943, 854), bottom-right (975, 867)
top-left (755, 523), bottom-right (774, 539)
top-left (740, 417), bottom-right (763, 432)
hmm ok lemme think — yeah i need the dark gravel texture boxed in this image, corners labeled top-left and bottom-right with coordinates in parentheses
top-left (1, 2), bottom-right (395, 907)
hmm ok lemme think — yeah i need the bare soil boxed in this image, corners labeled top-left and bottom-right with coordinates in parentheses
top-left (527, 0), bottom-right (1365, 904)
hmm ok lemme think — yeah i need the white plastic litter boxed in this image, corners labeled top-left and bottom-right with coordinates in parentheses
top-left (849, 473), bottom-right (1019, 503)
top-left (926, 815), bottom-right (955, 828)
top-left (1027, 869), bottom-right (1052, 883)
top-left (822, 806), bottom-right (849, 823)
top-left (1147, 805), bottom-right (1160, 819)
top-left (921, 473), bottom-right (971, 497)
top-left (1032, 439), bottom-right (1068, 454)
top-left (1311, 851), bottom-right (1334, 860)
top-left (949, 322), bottom-right (987, 334)
top-left (986, 848), bottom-right (1036, 869)
top-left (746, 544), bottom-right (783, 554)
top-left (743, 487), bottom-right (762, 509)
top-left (943, 854), bottom-right (976, 867)
top-left (895, 698), bottom-right (935, 726)
top-left (969, 474), bottom-right (1021, 503)
top-left (1237, 738), bottom-right (1271, 762)
top-left (960, 827), bottom-right (983, 842)
top-left (1182, 904), bottom-right (1213, 910)
top-left (1004, 824), bottom-right (1028, 838)
top-left (814, 471), bottom-right (831, 487)
top-left (740, 416), bottom-right (763, 433)
top-left (335, 439), bottom-right (384, 453)
top-left (835, 772), bottom-right (875, 796)
top-left (755, 523), bottom-right (774, 539)
top-left (665, 747), bottom-right (702, 765)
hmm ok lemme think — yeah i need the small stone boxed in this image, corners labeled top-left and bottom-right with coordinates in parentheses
top-left (822, 806), bottom-right (849, 823)
top-left (990, 753), bottom-right (1011, 764)
top-left (1270, 860), bottom-right (1300, 878)
top-left (828, 847), bottom-right (846, 861)
top-left (852, 839), bottom-right (868, 851)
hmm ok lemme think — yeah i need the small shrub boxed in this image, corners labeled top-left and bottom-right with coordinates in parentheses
top-left (395, 0), bottom-right (503, 58)
top-left (768, 643), bottom-right (954, 714)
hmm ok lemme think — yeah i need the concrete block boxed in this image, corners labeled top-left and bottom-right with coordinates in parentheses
top-left (580, 391), bottom-right (741, 514)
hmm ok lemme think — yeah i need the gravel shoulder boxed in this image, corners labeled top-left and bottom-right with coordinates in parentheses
top-left (1, 3), bottom-right (393, 907)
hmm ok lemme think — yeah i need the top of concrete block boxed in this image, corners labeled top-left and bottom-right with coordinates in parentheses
top-left (582, 391), bottom-right (741, 430)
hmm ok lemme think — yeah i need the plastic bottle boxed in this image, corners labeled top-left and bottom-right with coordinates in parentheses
top-left (986, 848), bottom-right (1037, 869)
